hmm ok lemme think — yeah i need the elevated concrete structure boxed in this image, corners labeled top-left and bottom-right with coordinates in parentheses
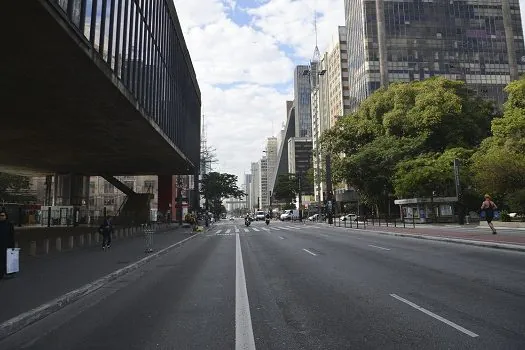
top-left (0, 0), bottom-right (201, 176)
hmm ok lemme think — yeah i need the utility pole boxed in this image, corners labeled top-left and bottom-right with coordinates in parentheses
top-left (325, 154), bottom-right (333, 224)
top-left (269, 190), bottom-right (273, 218)
top-left (176, 176), bottom-right (183, 226)
top-left (298, 174), bottom-right (303, 222)
top-left (453, 158), bottom-right (464, 225)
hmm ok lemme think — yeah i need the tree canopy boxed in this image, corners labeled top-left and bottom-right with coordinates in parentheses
top-left (0, 173), bottom-right (34, 203)
top-left (321, 77), bottom-right (496, 210)
top-left (273, 174), bottom-right (299, 204)
top-left (200, 172), bottom-right (244, 218)
top-left (470, 77), bottom-right (525, 208)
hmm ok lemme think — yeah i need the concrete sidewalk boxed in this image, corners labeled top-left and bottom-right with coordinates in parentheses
top-left (0, 226), bottom-right (196, 325)
top-left (316, 220), bottom-right (525, 250)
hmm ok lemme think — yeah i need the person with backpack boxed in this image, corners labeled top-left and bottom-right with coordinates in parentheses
top-left (481, 194), bottom-right (498, 235)
top-left (99, 216), bottom-right (113, 250)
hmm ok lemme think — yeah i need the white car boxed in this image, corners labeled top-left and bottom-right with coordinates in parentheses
top-left (255, 211), bottom-right (266, 221)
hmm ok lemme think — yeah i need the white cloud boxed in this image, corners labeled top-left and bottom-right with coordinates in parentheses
top-left (173, 0), bottom-right (325, 181)
top-left (186, 20), bottom-right (294, 85)
top-left (247, 0), bottom-right (345, 58)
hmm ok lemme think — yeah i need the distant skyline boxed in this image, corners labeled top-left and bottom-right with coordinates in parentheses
top-left (172, 0), bottom-right (525, 181)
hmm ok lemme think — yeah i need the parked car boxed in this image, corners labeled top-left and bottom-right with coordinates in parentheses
top-left (280, 209), bottom-right (299, 221)
top-left (340, 214), bottom-right (357, 221)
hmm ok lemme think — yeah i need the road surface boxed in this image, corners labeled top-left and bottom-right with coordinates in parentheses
top-left (2, 220), bottom-right (524, 349)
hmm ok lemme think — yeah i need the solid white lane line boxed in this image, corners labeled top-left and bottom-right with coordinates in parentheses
top-left (236, 233), bottom-right (256, 349)
top-left (226, 229), bottom-right (231, 234)
top-left (278, 236), bottom-right (285, 240)
top-left (302, 248), bottom-right (317, 256)
top-left (368, 244), bottom-right (391, 251)
top-left (252, 227), bottom-right (260, 232)
top-left (390, 294), bottom-right (479, 338)
top-left (216, 230), bottom-right (222, 234)
top-left (243, 228), bottom-right (249, 233)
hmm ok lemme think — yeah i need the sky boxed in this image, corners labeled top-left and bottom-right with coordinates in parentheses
top-left (172, 0), bottom-right (525, 184)
top-left (172, 0), bottom-right (345, 183)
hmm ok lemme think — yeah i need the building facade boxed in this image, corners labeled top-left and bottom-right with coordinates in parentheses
top-left (244, 173), bottom-right (252, 210)
top-left (312, 26), bottom-right (352, 202)
top-left (250, 162), bottom-right (260, 210)
top-left (345, 0), bottom-right (525, 108)
top-left (294, 65), bottom-right (313, 137)
top-left (259, 157), bottom-right (269, 209)
top-left (265, 137), bottom-right (278, 201)
top-left (287, 137), bottom-right (314, 195)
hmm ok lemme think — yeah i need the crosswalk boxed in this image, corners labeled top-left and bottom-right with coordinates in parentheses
top-left (213, 225), bottom-right (303, 235)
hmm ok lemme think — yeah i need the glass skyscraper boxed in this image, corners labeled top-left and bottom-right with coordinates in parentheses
top-left (345, 0), bottom-right (525, 107)
top-left (294, 65), bottom-right (313, 137)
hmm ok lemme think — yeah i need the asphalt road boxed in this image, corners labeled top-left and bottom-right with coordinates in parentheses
top-left (2, 219), bottom-right (524, 349)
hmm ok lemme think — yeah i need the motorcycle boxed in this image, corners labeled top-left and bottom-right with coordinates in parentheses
top-left (265, 218), bottom-right (270, 225)
top-left (245, 218), bottom-right (251, 227)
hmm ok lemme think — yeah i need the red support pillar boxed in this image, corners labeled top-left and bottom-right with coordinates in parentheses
top-left (158, 175), bottom-right (176, 222)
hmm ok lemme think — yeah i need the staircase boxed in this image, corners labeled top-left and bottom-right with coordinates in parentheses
top-left (102, 175), bottom-right (153, 226)
top-left (115, 193), bottom-right (153, 226)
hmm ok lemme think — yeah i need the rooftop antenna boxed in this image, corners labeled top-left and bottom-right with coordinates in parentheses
top-left (312, 1), bottom-right (320, 63)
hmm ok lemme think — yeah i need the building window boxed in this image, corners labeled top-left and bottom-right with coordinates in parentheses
top-left (144, 180), bottom-right (156, 192)
top-left (124, 181), bottom-right (134, 191)
top-left (104, 196), bottom-right (116, 206)
top-left (104, 182), bottom-right (114, 194)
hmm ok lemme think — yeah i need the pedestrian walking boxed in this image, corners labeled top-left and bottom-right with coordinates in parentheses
top-left (481, 194), bottom-right (498, 235)
top-left (99, 216), bottom-right (113, 250)
top-left (0, 209), bottom-right (15, 279)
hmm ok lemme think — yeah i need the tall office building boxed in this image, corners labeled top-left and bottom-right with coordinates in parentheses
top-left (294, 65), bottom-right (313, 137)
top-left (259, 157), bottom-right (269, 209)
top-left (345, 0), bottom-right (525, 107)
top-left (287, 137), bottom-right (314, 195)
top-left (244, 173), bottom-right (252, 210)
top-left (312, 26), bottom-right (352, 202)
top-left (265, 137), bottom-right (278, 201)
top-left (250, 162), bottom-right (260, 210)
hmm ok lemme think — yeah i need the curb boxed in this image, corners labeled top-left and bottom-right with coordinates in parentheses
top-left (0, 232), bottom-right (202, 341)
top-left (330, 225), bottom-right (525, 252)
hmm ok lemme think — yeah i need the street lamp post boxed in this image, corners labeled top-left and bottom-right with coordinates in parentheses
top-left (325, 153), bottom-right (334, 224)
top-left (298, 174), bottom-right (303, 222)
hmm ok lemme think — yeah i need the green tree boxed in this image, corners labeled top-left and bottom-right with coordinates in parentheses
top-left (281, 202), bottom-right (296, 210)
top-left (393, 148), bottom-right (473, 198)
top-left (273, 174), bottom-right (299, 204)
top-left (0, 173), bottom-right (33, 202)
top-left (201, 172), bottom-right (244, 218)
top-left (471, 77), bottom-right (525, 198)
top-left (507, 189), bottom-right (525, 215)
top-left (321, 77), bottom-right (495, 210)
